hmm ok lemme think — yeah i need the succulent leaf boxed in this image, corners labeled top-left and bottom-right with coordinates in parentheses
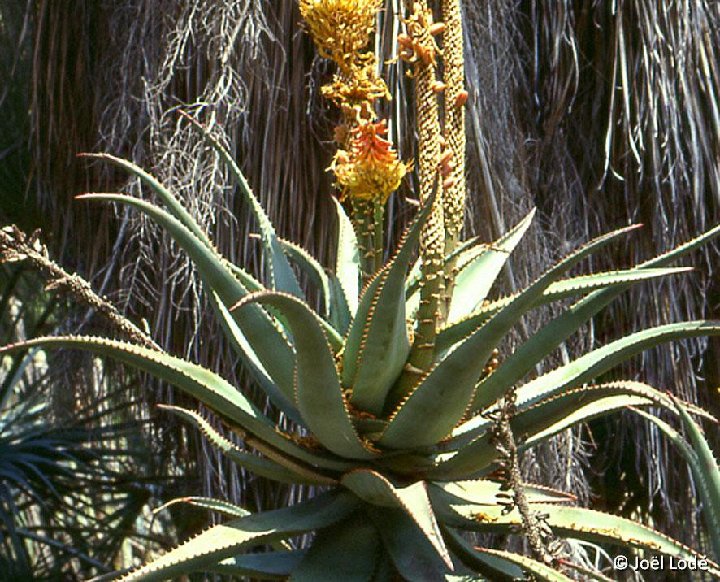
top-left (181, 113), bottom-right (304, 297)
top-left (385, 225), bottom-right (643, 443)
top-left (78, 193), bottom-right (296, 401)
top-left (234, 292), bottom-right (377, 460)
top-left (367, 505), bottom-right (452, 580)
top-left (341, 469), bottom-right (452, 568)
top-left (208, 291), bottom-right (299, 418)
top-left (445, 528), bottom-right (573, 582)
top-left (332, 196), bottom-right (361, 316)
top-left (155, 496), bottom-right (251, 519)
top-left (118, 491), bottom-right (358, 581)
top-left (514, 321), bottom-right (720, 411)
top-left (210, 552), bottom-right (306, 579)
top-left (470, 223), bottom-right (720, 413)
top-left (672, 398), bottom-right (720, 560)
top-left (291, 512), bottom-right (381, 581)
top-left (447, 208), bottom-right (535, 324)
top-left (280, 238), bottom-right (332, 319)
top-left (158, 405), bottom-right (332, 484)
top-left (437, 501), bottom-right (720, 576)
top-left (344, 191), bottom-right (434, 414)
top-left (0, 337), bottom-right (352, 472)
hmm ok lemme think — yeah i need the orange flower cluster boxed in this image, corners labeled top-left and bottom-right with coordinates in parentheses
top-left (331, 121), bottom-right (407, 204)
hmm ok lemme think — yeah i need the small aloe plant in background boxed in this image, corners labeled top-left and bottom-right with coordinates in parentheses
top-left (2, 1), bottom-right (720, 580)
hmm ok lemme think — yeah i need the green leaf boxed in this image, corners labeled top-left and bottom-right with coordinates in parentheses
top-left (465, 222), bottom-right (720, 416)
top-left (280, 238), bottom-right (332, 319)
top-left (210, 552), bottom-right (306, 579)
top-left (447, 209), bottom-right (535, 324)
top-left (515, 322), bottom-right (720, 410)
top-left (118, 491), bottom-right (358, 581)
top-left (234, 292), bottom-right (376, 460)
top-left (431, 382), bottom-right (703, 479)
top-left (673, 398), bottom-right (720, 561)
top-left (344, 192), bottom-right (434, 415)
top-left (158, 405), bottom-right (332, 484)
top-left (431, 480), bottom-right (575, 507)
top-left (464, 267), bottom-right (693, 327)
top-left (341, 469), bottom-right (452, 568)
top-left (180, 114), bottom-right (303, 297)
top-left (367, 505), bottom-right (452, 580)
top-left (383, 226), bottom-right (642, 449)
top-left (208, 291), bottom-right (299, 419)
top-left (78, 194), bottom-right (296, 402)
top-left (328, 274), bottom-right (352, 335)
top-left (332, 197), bottom-right (360, 316)
top-left (445, 528), bottom-right (573, 582)
top-left (291, 512), bottom-right (381, 581)
top-left (444, 527), bottom-right (524, 581)
top-left (79, 153), bottom-right (213, 248)
top-left (0, 337), bottom-right (352, 472)
top-left (155, 496), bottom-right (251, 519)
top-left (437, 501), bottom-right (720, 577)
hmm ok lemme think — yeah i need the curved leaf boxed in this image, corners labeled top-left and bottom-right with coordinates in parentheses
top-left (291, 512), bottom-right (380, 581)
top-left (158, 405), bottom-right (334, 484)
top-left (0, 337), bottom-right (352, 472)
top-left (341, 469), bottom-right (451, 567)
top-left (515, 322), bottom-right (720, 410)
top-left (673, 398), bottom-right (720, 560)
top-left (119, 491), bottom-right (358, 581)
top-left (437, 501), bottom-right (720, 577)
top-left (78, 193), bottom-right (296, 403)
top-left (280, 238), bottom-right (332, 318)
top-left (344, 192), bottom-right (434, 415)
top-left (234, 292), bottom-right (376, 460)
top-left (332, 197), bottom-right (360, 316)
top-left (447, 209), bottom-right (535, 324)
top-left (210, 551), bottom-right (306, 579)
top-left (382, 226), bottom-right (642, 449)
top-left (180, 113), bottom-right (303, 297)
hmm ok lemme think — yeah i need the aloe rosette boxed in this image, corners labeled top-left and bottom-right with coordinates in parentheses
top-left (3, 121), bottom-right (720, 580)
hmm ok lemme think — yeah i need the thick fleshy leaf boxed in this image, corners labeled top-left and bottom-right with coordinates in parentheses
top-left (444, 527), bottom-right (524, 581)
top-left (445, 528), bottom-right (572, 582)
top-left (380, 226), bottom-right (641, 449)
top-left (208, 292), bottom-right (298, 418)
top-left (673, 399), bottom-right (720, 560)
top-left (328, 274), bottom-right (352, 335)
top-left (344, 193), bottom-right (434, 415)
top-left (431, 480), bottom-right (575, 507)
top-left (456, 266), bottom-right (692, 332)
top-left (341, 469), bottom-right (451, 568)
top-left (78, 194), bottom-right (296, 400)
top-left (158, 405), bottom-right (334, 484)
top-left (291, 513), bottom-right (381, 581)
top-left (280, 238), bottom-right (332, 319)
top-left (447, 209), bottom-right (536, 324)
top-left (155, 496), bottom-right (251, 519)
top-left (436, 501), bottom-right (720, 576)
top-left (118, 491), bottom-right (358, 582)
top-left (367, 505), bottom-right (452, 580)
top-left (332, 197), bottom-right (360, 316)
top-left (180, 114), bottom-right (303, 297)
top-left (0, 337), bottom-right (352, 472)
top-left (234, 292), bottom-right (375, 460)
top-left (467, 223), bottom-right (720, 415)
top-left (210, 552), bottom-right (306, 579)
top-left (431, 383), bottom-right (700, 479)
top-left (79, 153), bottom-right (214, 248)
top-left (515, 322), bottom-right (720, 410)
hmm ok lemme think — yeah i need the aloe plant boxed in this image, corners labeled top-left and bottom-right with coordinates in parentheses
top-left (1, 117), bottom-right (720, 579)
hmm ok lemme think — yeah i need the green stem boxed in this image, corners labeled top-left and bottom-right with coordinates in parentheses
top-left (373, 203), bottom-right (385, 272)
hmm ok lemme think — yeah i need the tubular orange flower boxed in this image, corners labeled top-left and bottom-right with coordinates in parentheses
top-left (331, 120), bottom-right (407, 203)
top-left (299, 0), bottom-right (384, 70)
